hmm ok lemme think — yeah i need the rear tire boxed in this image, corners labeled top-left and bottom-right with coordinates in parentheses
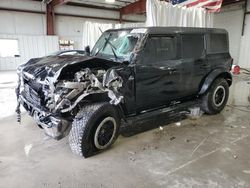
top-left (201, 78), bottom-right (229, 114)
top-left (69, 102), bottom-right (120, 157)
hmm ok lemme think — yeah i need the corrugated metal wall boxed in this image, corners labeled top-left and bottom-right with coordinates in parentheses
top-left (213, 5), bottom-right (244, 66)
top-left (0, 35), bottom-right (59, 70)
top-left (213, 3), bottom-right (250, 68)
top-left (0, 0), bottom-right (145, 70)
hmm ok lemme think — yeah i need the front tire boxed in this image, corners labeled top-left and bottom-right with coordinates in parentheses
top-left (69, 102), bottom-right (120, 157)
top-left (201, 78), bottom-right (229, 114)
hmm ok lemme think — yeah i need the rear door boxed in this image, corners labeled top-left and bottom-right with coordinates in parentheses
top-left (135, 35), bottom-right (182, 111)
top-left (180, 34), bottom-right (210, 97)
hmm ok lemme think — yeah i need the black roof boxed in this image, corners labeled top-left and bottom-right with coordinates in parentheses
top-left (107, 27), bottom-right (227, 34)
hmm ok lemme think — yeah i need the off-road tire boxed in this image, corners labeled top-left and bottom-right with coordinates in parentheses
top-left (69, 102), bottom-right (120, 157)
top-left (201, 78), bottom-right (229, 114)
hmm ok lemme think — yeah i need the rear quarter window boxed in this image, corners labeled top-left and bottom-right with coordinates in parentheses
top-left (208, 33), bottom-right (229, 54)
top-left (181, 34), bottom-right (205, 59)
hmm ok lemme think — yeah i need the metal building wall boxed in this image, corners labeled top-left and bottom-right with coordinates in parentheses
top-left (214, 2), bottom-right (250, 68)
top-left (0, 34), bottom-right (58, 70)
top-left (213, 5), bottom-right (244, 66)
top-left (0, 0), bottom-right (146, 70)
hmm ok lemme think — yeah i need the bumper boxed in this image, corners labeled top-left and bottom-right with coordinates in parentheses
top-left (19, 95), bottom-right (71, 140)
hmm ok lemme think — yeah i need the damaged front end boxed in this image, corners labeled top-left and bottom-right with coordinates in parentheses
top-left (16, 60), bottom-right (124, 139)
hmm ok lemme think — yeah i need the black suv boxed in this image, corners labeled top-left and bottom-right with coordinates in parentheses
top-left (16, 27), bottom-right (233, 157)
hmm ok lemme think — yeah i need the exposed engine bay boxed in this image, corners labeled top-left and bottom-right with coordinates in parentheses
top-left (16, 57), bottom-right (125, 139)
top-left (16, 29), bottom-right (144, 140)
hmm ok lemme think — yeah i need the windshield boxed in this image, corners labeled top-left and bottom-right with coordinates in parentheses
top-left (91, 30), bottom-right (143, 60)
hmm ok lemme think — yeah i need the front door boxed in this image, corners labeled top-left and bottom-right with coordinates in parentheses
top-left (135, 35), bottom-right (182, 111)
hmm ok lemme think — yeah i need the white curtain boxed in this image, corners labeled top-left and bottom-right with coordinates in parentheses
top-left (82, 0), bottom-right (214, 50)
top-left (146, 0), bottom-right (213, 27)
top-left (83, 21), bottom-right (113, 49)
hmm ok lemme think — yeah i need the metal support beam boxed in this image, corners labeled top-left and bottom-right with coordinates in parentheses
top-left (119, 9), bottom-right (123, 23)
top-left (46, 0), bottom-right (70, 35)
top-left (120, 0), bottom-right (146, 15)
top-left (0, 7), bottom-right (140, 22)
top-left (46, 3), bottom-right (55, 35)
top-left (66, 2), bottom-right (119, 11)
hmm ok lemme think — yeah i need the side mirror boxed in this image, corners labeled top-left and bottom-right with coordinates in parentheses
top-left (85, 45), bottom-right (90, 56)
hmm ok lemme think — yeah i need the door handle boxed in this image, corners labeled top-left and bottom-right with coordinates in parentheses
top-left (159, 66), bottom-right (177, 72)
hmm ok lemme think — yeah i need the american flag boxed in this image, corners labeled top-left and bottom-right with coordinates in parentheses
top-left (170, 0), bottom-right (223, 12)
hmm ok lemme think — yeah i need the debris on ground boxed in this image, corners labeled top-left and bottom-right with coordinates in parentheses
top-left (141, 144), bottom-right (159, 151)
top-left (175, 122), bottom-right (181, 127)
top-left (243, 170), bottom-right (250, 174)
top-left (128, 151), bottom-right (136, 155)
top-left (153, 128), bottom-right (167, 138)
top-left (129, 157), bottom-right (135, 161)
top-left (192, 122), bottom-right (198, 127)
top-left (170, 136), bottom-right (176, 141)
top-left (187, 107), bottom-right (203, 120)
top-left (185, 139), bottom-right (190, 143)
top-left (159, 126), bottom-right (163, 131)
top-left (233, 155), bottom-right (238, 159)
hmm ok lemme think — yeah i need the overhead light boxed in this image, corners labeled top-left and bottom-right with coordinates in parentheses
top-left (105, 0), bottom-right (115, 3)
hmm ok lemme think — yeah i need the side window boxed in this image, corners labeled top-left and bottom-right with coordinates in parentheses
top-left (143, 36), bottom-right (177, 64)
top-left (182, 34), bottom-right (205, 59)
top-left (208, 34), bottom-right (228, 54)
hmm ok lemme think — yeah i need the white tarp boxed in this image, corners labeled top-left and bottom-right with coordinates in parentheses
top-left (146, 0), bottom-right (213, 27)
top-left (83, 22), bottom-right (113, 49)
top-left (82, 0), bottom-right (214, 51)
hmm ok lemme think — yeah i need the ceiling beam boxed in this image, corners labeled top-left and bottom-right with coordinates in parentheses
top-left (46, 3), bottom-right (55, 35)
top-left (0, 7), bottom-right (140, 22)
top-left (222, 0), bottom-right (245, 6)
top-left (66, 2), bottom-right (119, 11)
top-left (120, 0), bottom-right (146, 15)
top-left (46, 0), bottom-right (70, 35)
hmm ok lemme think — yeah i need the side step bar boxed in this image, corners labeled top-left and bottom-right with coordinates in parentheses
top-left (120, 100), bottom-right (201, 137)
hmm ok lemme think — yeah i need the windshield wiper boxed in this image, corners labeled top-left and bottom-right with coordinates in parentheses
top-left (95, 33), bottom-right (111, 56)
top-left (104, 38), bottom-right (118, 61)
top-left (94, 32), bottom-right (118, 61)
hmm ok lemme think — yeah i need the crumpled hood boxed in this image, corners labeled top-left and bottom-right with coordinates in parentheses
top-left (20, 55), bottom-right (120, 81)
